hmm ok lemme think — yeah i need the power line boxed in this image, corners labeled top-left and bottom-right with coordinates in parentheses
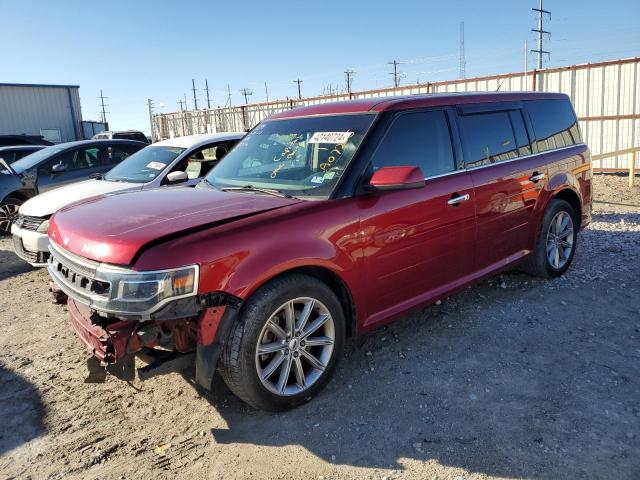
top-left (459, 22), bottom-right (466, 79)
top-left (293, 78), bottom-right (303, 99)
top-left (204, 79), bottom-right (212, 109)
top-left (98, 89), bottom-right (109, 124)
top-left (191, 79), bottom-right (198, 110)
top-left (531, 0), bottom-right (551, 69)
top-left (239, 88), bottom-right (252, 104)
top-left (344, 69), bottom-right (355, 98)
top-left (388, 60), bottom-right (402, 88)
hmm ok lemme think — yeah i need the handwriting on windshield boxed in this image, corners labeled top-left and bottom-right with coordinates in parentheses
top-left (319, 144), bottom-right (344, 171)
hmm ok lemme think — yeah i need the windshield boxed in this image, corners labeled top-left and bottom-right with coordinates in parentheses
top-left (104, 145), bottom-right (186, 183)
top-left (205, 114), bottom-right (375, 198)
top-left (11, 146), bottom-right (64, 173)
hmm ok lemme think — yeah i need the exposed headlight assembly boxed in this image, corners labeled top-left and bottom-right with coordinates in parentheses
top-left (91, 264), bottom-right (199, 316)
top-left (36, 219), bottom-right (50, 233)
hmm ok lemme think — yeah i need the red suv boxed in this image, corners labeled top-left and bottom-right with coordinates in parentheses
top-left (47, 92), bottom-right (592, 411)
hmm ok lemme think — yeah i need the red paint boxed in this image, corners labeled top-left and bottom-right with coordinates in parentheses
top-left (268, 92), bottom-right (566, 120)
top-left (52, 93), bottom-right (592, 347)
top-left (198, 307), bottom-right (226, 346)
top-left (369, 166), bottom-right (425, 190)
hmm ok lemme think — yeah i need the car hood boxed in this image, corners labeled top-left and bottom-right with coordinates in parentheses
top-left (49, 186), bottom-right (301, 265)
top-left (20, 179), bottom-right (139, 217)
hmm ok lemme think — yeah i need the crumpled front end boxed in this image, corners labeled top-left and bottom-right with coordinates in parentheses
top-left (48, 241), bottom-right (241, 387)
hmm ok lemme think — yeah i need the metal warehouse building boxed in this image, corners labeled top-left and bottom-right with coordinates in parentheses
top-left (0, 83), bottom-right (83, 143)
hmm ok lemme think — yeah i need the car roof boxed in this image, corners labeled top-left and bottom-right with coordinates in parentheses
top-left (268, 91), bottom-right (569, 120)
top-left (153, 133), bottom-right (245, 149)
top-left (48, 139), bottom-right (146, 150)
top-left (0, 145), bottom-right (46, 151)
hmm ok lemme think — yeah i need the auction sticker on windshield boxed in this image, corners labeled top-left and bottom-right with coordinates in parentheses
top-left (308, 132), bottom-right (353, 144)
top-left (146, 161), bottom-right (166, 170)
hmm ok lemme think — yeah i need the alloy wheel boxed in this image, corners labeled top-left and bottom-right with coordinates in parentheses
top-left (255, 297), bottom-right (335, 396)
top-left (0, 203), bottom-right (20, 234)
top-left (546, 210), bottom-right (574, 269)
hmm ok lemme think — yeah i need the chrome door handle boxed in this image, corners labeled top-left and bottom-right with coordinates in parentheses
top-left (447, 193), bottom-right (471, 205)
top-left (529, 172), bottom-right (546, 182)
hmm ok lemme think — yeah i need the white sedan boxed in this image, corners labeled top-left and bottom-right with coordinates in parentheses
top-left (11, 132), bottom-right (244, 266)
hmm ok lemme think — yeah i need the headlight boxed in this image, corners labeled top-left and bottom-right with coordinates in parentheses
top-left (36, 219), bottom-right (50, 233)
top-left (91, 264), bottom-right (199, 315)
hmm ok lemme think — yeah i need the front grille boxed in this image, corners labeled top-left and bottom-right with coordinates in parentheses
top-left (15, 215), bottom-right (45, 232)
top-left (48, 243), bottom-right (111, 303)
top-left (13, 235), bottom-right (49, 264)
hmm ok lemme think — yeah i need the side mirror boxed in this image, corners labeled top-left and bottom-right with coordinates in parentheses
top-left (51, 163), bottom-right (67, 174)
top-left (166, 171), bottom-right (188, 184)
top-left (368, 166), bottom-right (425, 191)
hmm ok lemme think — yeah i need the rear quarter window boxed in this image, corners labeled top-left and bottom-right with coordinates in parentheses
top-left (526, 99), bottom-right (582, 152)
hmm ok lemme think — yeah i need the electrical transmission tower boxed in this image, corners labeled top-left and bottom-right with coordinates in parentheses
top-left (293, 79), bottom-right (303, 99)
top-left (204, 79), bottom-right (212, 109)
top-left (344, 69), bottom-right (355, 97)
top-left (388, 60), bottom-right (402, 88)
top-left (98, 90), bottom-right (109, 123)
top-left (191, 79), bottom-right (199, 110)
top-left (239, 88), bottom-right (252, 104)
top-left (531, 0), bottom-right (551, 69)
top-left (459, 22), bottom-right (466, 79)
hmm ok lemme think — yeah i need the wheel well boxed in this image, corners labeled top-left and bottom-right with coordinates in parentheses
top-left (266, 266), bottom-right (357, 337)
top-left (553, 188), bottom-right (582, 225)
top-left (5, 190), bottom-right (33, 202)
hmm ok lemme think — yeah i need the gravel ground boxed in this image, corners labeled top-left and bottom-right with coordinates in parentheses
top-left (0, 174), bottom-right (639, 480)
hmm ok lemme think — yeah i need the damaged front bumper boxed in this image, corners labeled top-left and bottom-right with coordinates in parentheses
top-left (67, 293), bottom-right (241, 389)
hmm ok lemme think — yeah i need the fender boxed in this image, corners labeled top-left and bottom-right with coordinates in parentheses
top-left (530, 161), bottom-right (586, 244)
top-left (134, 197), bottom-right (366, 329)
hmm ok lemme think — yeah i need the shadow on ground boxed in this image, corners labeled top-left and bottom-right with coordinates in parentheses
top-left (0, 243), bottom-right (32, 282)
top-left (195, 217), bottom-right (640, 479)
top-left (0, 363), bottom-right (46, 455)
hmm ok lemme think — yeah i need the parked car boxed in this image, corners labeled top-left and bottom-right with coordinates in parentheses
top-left (12, 133), bottom-right (243, 266)
top-left (93, 130), bottom-right (149, 143)
top-left (0, 145), bottom-right (47, 164)
top-left (47, 92), bottom-right (592, 411)
top-left (0, 134), bottom-right (53, 147)
top-left (0, 139), bottom-right (145, 235)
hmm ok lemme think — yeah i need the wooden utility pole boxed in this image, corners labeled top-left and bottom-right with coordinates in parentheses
top-left (293, 78), bottom-right (303, 99)
top-left (147, 98), bottom-right (154, 142)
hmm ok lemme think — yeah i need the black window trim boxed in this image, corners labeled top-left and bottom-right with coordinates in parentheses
top-left (457, 105), bottom-right (536, 169)
top-left (367, 106), bottom-right (461, 180)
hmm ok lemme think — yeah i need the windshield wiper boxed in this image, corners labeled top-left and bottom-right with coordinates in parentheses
top-left (222, 184), bottom-right (295, 199)
top-left (90, 172), bottom-right (104, 180)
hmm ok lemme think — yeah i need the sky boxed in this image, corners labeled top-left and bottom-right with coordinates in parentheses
top-left (1, 0), bottom-right (639, 134)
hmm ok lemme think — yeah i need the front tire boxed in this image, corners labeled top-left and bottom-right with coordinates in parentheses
top-left (0, 196), bottom-right (23, 235)
top-left (523, 199), bottom-right (578, 278)
top-left (219, 274), bottom-right (345, 411)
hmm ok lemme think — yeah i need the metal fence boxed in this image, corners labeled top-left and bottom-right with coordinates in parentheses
top-left (153, 57), bottom-right (640, 171)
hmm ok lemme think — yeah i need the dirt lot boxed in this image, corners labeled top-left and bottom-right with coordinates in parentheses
top-left (1, 174), bottom-right (639, 480)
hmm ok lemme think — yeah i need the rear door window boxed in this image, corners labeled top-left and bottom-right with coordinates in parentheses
top-left (526, 99), bottom-right (582, 152)
top-left (458, 111), bottom-right (519, 168)
top-left (371, 110), bottom-right (455, 177)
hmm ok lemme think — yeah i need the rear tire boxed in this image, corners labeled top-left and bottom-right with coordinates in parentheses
top-left (219, 274), bottom-right (345, 411)
top-left (0, 196), bottom-right (23, 235)
top-left (523, 199), bottom-right (578, 278)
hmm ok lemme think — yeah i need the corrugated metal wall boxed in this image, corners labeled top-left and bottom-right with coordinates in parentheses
top-left (153, 57), bottom-right (640, 170)
top-left (0, 84), bottom-right (83, 142)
